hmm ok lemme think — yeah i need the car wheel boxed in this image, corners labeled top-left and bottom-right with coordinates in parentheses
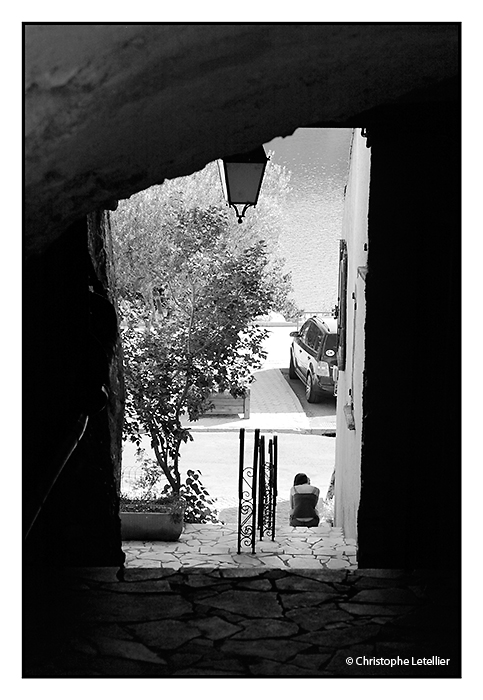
top-left (289, 352), bottom-right (297, 379)
top-left (305, 370), bottom-right (320, 403)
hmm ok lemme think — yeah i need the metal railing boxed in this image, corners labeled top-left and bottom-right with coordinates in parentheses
top-left (237, 428), bottom-right (278, 554)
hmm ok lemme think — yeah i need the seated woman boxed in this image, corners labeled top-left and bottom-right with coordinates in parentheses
top-left (289, 473), bottom-right (320, 527)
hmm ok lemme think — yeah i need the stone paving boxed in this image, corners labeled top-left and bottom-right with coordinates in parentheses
top-left (123, 521), bottom-right (358, 571)
top-left (23, 565), bottom-right (461, 678)
top-left (24, 519), bottom-right (460, 678)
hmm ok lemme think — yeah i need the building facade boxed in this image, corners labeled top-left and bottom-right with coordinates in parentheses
top-left (333, 129), bottom-right (371, 541)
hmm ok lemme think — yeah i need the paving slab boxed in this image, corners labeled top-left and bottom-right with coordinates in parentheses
top-left (123, 519), bottom-right (355, 571)
top-left (24, 566), bottom-right (461, 678)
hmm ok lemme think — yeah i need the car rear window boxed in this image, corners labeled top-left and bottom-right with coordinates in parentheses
top-left (324, 334), bottom-right (338, 353)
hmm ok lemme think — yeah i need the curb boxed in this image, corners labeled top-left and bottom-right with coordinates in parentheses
top-left (184, 426), bottom-right (337, 436)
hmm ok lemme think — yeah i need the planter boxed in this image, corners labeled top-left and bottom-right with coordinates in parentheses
top-left (120, 511), bottom-right (183, 541)
top-left (206, 389), bottom-right (250, 418)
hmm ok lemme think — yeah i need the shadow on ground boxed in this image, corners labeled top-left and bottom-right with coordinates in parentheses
top-left (279, 368), bottom-right (337, 419)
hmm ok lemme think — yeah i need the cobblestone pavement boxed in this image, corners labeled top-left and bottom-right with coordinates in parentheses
top-left (123, 521), bottom-right (357, 571)
top-left (23, 565), bottom-right (460, 678)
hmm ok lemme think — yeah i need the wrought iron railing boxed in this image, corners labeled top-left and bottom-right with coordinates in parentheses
top-left (237, 428), bottom-right (278, 554)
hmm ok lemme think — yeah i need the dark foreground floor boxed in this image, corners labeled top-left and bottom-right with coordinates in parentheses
top-left (23, 566), bottom-right (460, 678)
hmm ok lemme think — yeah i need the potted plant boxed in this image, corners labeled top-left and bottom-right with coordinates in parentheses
top-left (120, 492), bottom-right (186, 541)
top-left (120, 451), bottom-right (218, 541)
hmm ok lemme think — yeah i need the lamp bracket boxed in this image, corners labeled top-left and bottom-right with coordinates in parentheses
top-left (231, 203), bottom-right (253, 224)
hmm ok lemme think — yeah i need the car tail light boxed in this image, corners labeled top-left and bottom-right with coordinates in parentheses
top-left (317, 361), bottom-right (330, 376)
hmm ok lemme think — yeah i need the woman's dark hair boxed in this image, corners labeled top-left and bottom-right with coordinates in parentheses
top-left (294, 473), bottom-right (309, 486)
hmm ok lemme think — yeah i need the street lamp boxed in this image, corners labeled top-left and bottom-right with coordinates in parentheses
top-left (218, 146), bottom-right (269, 223)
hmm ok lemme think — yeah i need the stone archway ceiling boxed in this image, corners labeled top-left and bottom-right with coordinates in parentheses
top-left (24, 23), bottom-right (459, 258)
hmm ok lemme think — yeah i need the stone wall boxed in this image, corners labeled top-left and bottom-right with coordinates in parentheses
top-left (23, 212), bottom-right (125, 566)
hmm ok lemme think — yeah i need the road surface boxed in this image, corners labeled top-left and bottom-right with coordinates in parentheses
top-left (123, 431), bottom-right (335, 509)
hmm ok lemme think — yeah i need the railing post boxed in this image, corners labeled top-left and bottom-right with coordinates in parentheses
top-left (251, 429), bottom-right (260, 554)
top-left (258, 434), bottom-right (265, 539)
top-left (272, 435), bottom-right (278, 540)
top-left (237, 428), bottom-right (245, 554)
top-left (268, 438), bottom-right (274, 536)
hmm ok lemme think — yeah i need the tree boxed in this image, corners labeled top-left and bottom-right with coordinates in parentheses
top-left (111, 159), bottom-right (300, 504)
top-left (112, 159), bottom-right (300, 321)
top-left (113, 202), bottom-right (275, 497)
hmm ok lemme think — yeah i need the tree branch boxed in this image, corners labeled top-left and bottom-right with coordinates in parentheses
top-left (147, 419), bottom-right (178, 492)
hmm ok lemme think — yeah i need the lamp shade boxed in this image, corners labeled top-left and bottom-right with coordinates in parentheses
top-left (218, 146), bottom-right (268, 222)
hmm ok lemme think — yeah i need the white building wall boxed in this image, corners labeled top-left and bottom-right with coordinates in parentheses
top-left (334, 129), bottom-right (371, 541)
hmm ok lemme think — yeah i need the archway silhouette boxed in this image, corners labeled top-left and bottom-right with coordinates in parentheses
top-left (24, 24), bottom-right (460, 571)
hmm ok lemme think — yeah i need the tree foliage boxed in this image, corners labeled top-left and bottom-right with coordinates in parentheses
top-left (111, 158), bottom-right (299, 499)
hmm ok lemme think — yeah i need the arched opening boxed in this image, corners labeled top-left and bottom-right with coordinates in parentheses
top-left (111, 127), bottom-right (354, 569)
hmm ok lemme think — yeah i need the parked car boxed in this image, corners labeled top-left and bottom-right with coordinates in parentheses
top-left (289, 316), bottom-right (338, 402)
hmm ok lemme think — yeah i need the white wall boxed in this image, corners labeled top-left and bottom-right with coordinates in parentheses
top-left (334, 130), bottom-right (371, 541)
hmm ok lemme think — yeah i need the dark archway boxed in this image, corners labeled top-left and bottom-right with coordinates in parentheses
top-left (23, 23), bottom-right (460, 569)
